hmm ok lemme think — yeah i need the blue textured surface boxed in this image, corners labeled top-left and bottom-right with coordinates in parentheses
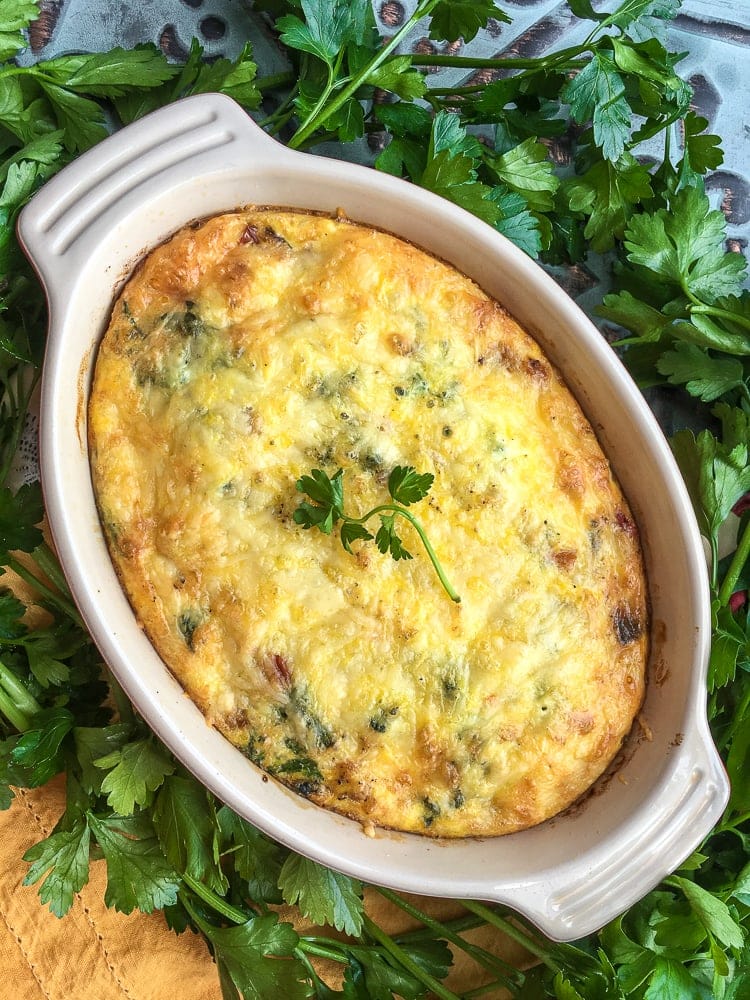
top-left (23, 1), bottom-right (748, 266)
top-left (14, 1), bottom-right (746, 450)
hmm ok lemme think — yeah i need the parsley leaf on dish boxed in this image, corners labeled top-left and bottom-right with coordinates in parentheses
top-left (487, 138), bottom-right (559, 214)
top-left (564, 153), bottom-right (654, 253)
top-left (0, 0), bottom-right (39, 62)
top-left (0, 482), bottom-right (43, 558)
top-left (670, 423), bottom-right (750, 571)
top-left (192, 913), bottom-right (311, 1000)
top-left (22, 820), bottom-right (91, 917)
top-left (656, 344), bottom-right (748, 404)
top-left (34, 45), bottom-right (177, 96)
top-left (153, 775), bottom-right (228, 896)
top-left (95, 736), bottom-right (175, 815)
top-left (10, 707), bottom-right (75, 786)
top-left (279, 852), bottom-right (365, 936)
top-left (339, 519), bottom-right (374, 553)
top-left (624, 186), bottom-right (747, 303)
top-left (562, 52), bottom-right (632, 161)
top-left (294, 466), bottom-right (460, 601)
top-left (294, 467), bottom-right (344, 534)
top-left (375, 513), bottom-right (413, 562)
top-left (387, 466), bottom-right (434, 506)
top-left (429, 0), bottom-right (508, 44)
top-left (296, 467), bottom-right (344, 512)
top-left (87, 812), bottom-right (181, 914)
top-left (217, 806), bottom-right (286, 904)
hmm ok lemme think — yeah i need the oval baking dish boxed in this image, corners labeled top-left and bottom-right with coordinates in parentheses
top-left (17, 93), bottom-right (728, 942)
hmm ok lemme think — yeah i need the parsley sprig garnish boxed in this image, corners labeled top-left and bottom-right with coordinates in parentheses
top-left (293, 466), bottom-right (461, 603)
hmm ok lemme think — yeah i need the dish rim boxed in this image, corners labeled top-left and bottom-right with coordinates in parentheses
top-left (16, 93), bottom-right (729, 942)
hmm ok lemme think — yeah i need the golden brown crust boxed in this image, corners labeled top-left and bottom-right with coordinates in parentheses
top-left (89, 209), bottom-right (649, 837)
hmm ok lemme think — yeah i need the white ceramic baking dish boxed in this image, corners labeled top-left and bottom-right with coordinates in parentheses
top-left (17, 93), bottom-right (729, 942)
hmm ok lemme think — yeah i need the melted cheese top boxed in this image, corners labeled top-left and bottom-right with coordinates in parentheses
top-left (89, 210), bottom-right (648, 837)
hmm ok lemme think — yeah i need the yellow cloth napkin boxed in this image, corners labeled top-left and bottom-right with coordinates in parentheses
top-left (0, 777), bottom-right (528, 999)
top-left (2, 778), bottom-right (226, 1000)
top-left (0, 559), bottom-right (529, 997)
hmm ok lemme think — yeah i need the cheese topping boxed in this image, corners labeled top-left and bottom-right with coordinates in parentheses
top-left (89, 209), bottom-right (648, 837)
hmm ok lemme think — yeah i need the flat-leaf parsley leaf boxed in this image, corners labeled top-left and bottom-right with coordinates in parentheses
top-left (294, 465), bottom-right (461, 602)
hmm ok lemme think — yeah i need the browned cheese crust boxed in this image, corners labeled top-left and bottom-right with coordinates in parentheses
top-left (88, 209), bottom-right (649, 837)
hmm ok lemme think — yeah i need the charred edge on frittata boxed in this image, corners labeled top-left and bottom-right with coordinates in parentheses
top-left (239, 223), bottom-right (292, 248)
top-left (612, 604), bottom-right (644, 645)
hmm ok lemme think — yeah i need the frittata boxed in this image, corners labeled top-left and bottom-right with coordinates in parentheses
top-left (88, 208), bottom-right (649, 837)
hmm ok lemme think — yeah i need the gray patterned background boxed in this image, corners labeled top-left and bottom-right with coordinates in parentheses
top-left (9, 0), bottom-right (748, 485)
top-left (20, 0), bottom-right (749, 288)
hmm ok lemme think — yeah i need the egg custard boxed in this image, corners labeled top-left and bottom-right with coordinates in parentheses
top-left (88, 209), bottom-right (648, 837)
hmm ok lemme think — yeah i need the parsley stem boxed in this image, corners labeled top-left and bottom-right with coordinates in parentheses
top-left (351, 504), bottom-right (461, 602)
top-left (395, 912), bottom-right (487, 940)
top-left (0, 687), bottom-right (30, 732)
top-left (181, 871), bottom-right (248, 924)
top-left (288, 0), bottom-right (441, 149)
top-left (362, 913), bottom-right (463, 1000)
top-left (717, 809), bottom-right (750, 833)
top-left (0, 658), bottom-right (41, 728)
top-left (689, 303), bottom-right (750, 339)
top-left (297, 940), bottom-right (349, 962)
top-left (291, 48), bottom-right (345, 148)
top-left (375, 885), bottom-right (523, 987)
top-left (718, 518), bottom-right (750, 608)
top-left (255, 70), bottom-right (295, 93)
top-left (426, 84), bottom-right (490, 98)
top-left (295, 949), bottom-right (322, 986)
top-left (409, 43), bottom-right (586, 72)
top-left (105, 667), bottom-right (136, 727)
top-left (257, 70), bottom-right (301, 133)
top-left (31, 541), bottom-right (74, 602)
top-left (299, 935), bottom-right (419, 966)
top-left (709, 533), bottom-right (719, 592)
top-left (464, 981), bottom-right (516, 999)
top-left (459, 900), bottom-right (560, 975)
top-left (258, 107), bottom-right (295, 134)
top-left (4, 554), bottom-right (85, 627)
top-left (629, 107), bottom-right (686, 149)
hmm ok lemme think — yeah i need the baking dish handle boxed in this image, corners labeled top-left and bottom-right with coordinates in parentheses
top-left (16, 93), bottom-right (292, 291)
top-left (510, 730), bottom-right (729, 941)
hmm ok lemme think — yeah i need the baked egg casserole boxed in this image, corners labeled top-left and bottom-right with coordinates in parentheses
top-left (88, 208), bottom-right (649, 837)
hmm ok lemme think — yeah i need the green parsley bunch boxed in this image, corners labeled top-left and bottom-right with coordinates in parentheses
top-left (1, 1), bottom-right (750, 998)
